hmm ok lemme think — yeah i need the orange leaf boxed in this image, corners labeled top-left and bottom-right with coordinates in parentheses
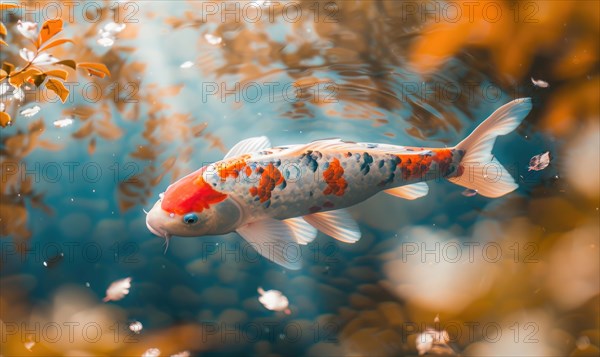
top-left (55, 59), bottom-right (77, 70)
top-left (0, 69), bottom-right (6, 81)
top-left (0, 112), bottom-right (11, 127)
top-left (37, 19), bottom-right (63, 48)
top-left (2, 62), bottom-right (14, 74)
top-left (0, 22), bottom-right (6, 37)
top-left (44, 69), bottom-right (68, 81)
top-left (0, 3), bottom-right (19, 11)
top-left (78, 62), bottom-right (111, 78)
top-left (39, 38), bottom-right (73, 51)
top-left (8, 68), bottom-right (42, 87)
top-left (72, 121), bottom-right (93, 139)
top-left (45, 78), bottom-right (69, 103)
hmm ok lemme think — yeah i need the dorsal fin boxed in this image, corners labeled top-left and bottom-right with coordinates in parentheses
top-left (224, 137), bottom-right (271, 159)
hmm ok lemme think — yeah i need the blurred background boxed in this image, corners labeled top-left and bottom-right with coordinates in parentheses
top-left (1, 1), bottom-right (598, 356)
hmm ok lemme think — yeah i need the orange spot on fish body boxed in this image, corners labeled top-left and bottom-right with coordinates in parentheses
top-left (431, 149), bottom-right (454, 177)
top-left (161, 170), bottom-right (228, 215)
top-left (323, 158), bottom-right (347, 196)
top-left (218, 156), bottom-right (250, 180)
top-left (251, 163), bottom-right (284, 203)
top-left (397, 154), bottom-right (432, 180)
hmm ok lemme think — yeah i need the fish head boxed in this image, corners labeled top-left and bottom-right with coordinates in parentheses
top-left (145, 167), bottom-right (242, 240)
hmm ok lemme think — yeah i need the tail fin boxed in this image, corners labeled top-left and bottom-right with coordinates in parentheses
top-left (448, 98), bottom-right (532, 198)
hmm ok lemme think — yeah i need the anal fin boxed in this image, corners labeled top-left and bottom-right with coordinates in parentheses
top-left (384, 182), bottom-right (428, 200)
top-left (283, 217), bottom-right (317, 245)
top-left (304, 209), bottom-right (361, 243)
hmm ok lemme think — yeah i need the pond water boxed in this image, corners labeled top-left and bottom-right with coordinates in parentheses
top-left (1, 1), bottom-right (598, 356)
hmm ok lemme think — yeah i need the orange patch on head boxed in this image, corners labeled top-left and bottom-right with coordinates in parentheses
top-left (323, 158), bottom-right (347, 196)
top-left (161, 170), bottom-right (228, 215)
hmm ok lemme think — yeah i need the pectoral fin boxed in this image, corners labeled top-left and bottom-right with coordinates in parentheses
top-left (236, 218), bottom-right (301, 270)
top-left (283, 217), bottom-right (317, 245)
top-left (384, 182), bottom-right (428, 200)
top-left (304, 209), bottom-right (361, 243)
top-left (224, 136), bottom-right (271, 159)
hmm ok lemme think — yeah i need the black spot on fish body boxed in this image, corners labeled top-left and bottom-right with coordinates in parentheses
top-left (264, 200), bottom-right (271, 208)
top-left (280, 180), bottom-right (287, 189)
top-left (378, 160), bottom-right (385, 169)
top-left (360, 152), bottom-right (374, 175)
top-left (309, 191), bottom-right (313, 196)
top-left (366, 143), bottom-right (377, 148)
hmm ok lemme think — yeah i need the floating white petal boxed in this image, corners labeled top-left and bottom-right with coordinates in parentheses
top-left (103, 22), bottom-right (126, 34)
top-left (170, 352), bottom-right (190, 357)
top-left (142, 348), bottom-right (161, 357)
top-left (97, 36), bottom-right (115, 47)
top-left (257, 287), bottom-right (289, 312)
top-left (416, 328), bottom-right (451, 356)
top-left (20, 105), bottom-right (41, 118)
top-left (204, 33), bottom-right (222, 45)
top-left (103, 277), bottom-right (132, 302)
top-left (180, 61), bottom-right (194, 69)
top-left (129, 321), bottom-right (143, 334)
top-left (531, 77), bottom-right (549, 88)
top-left (24, 339), bottom-right (35, 351)
top-left (53, 118), bottom-right (74, 128)
top-left (461, 188), bottom-right (478, 197)
top-left (528, 151), bottom-right (551, 171)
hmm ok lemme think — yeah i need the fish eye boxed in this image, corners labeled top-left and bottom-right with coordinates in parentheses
top-left (183, 213), bottom-right (198, 224)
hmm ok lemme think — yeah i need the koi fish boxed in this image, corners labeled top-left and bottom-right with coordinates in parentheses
top-left (146, 98), bottom-right (532, 269)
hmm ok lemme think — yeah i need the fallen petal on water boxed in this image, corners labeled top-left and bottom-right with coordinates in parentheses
top-left (142, 348), bottom-right (161, 357)
top-left (24, 339), bottom-right (35, 351)
top-left (53, 118), bottom-right (74, 128)
top-left (531, 77), bottom-right (550, 88)
top-left (97, 36), bottom-right (116, 47)
top-left (103, 277), bottom-right (132, 302)
top-left (103, 22), bottom-right (126, 34)
top-left (528, 151), bottom-right (552, 171)
top-left (461, 189), bottom-right (478, 197)
top-left (170, 352), bottom-right (190, 357)
top-left (258, 287), bottom-right (289, 312)
top-left (20, 105), bottom-right (41, 118)
top-left (129, 320), bottom-right (143, 334)
top-left (204, 33), bottom-right (222, 45)
top-left (180, 61), bottom-right (194, 69)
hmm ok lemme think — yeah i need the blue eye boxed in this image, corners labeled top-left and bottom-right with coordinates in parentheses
top-left (183, 213), bottom-right (198, 224)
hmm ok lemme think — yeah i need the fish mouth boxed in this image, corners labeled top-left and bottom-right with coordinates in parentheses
top-left (146, 216), bottom-right (171, 240)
